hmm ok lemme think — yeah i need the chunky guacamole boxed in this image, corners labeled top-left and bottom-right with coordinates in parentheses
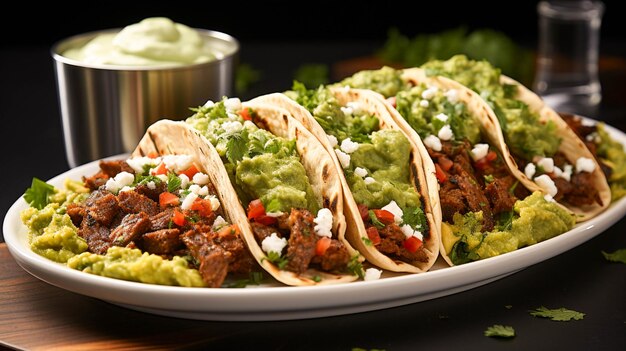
top-left (185, 98), bottom-right (319, 213)
top-left (443, 191), bottom-right (575, 264)
top-left (421, 55), bottom-right (561, 161)
top-left (597, 123), bottom-right (626, 201)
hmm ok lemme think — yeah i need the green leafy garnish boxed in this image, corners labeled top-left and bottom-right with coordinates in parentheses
top-left (529, 307), bottom-right (585, 321)
top-left (362, 237), bottom-right (373, 246)
top-left (347, 254), bottom-right (365, 279)
top-left (264, 251), bottom-right (289, 269)
top-left (167, 172), bottom-right (182, 192)
top-left (484, 324), bottom-right (515, 338)
top-left (225, 130), bottom-right (249, 164)
top-left (312, 275), bottom-right (322, 282)
top-left (601, 249), bottom-right (626, 264)
top-left (402, 206), bottom-right (427, 230)
top-left (225, 271), bottom-right (264, 288)
top-left (368, 210), bottom-right (385, 228)
top-left (23, 178), bottom-right (55, 210)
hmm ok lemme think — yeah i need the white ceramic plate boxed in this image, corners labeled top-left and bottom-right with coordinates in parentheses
top-left (4, 119), bottom-right (626, 321)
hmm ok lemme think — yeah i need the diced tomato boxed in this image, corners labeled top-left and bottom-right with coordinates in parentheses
top-left (486, 150), bottom-right (498, 162)
top-left (386, 96), bottom-right (396, 108)
top-left (315, 237), bottom-right (332, 256)
top-left (146, 151), bottom-right (159, 158)
top-left (240, 108), bottom-right (252, 121)
top-left (372, 209), bottom-right (395, 225)
top-left (438, 156), bottom-right (453, 171)
top-left (403, 236), bottom-right (423, 253)
top-left (247, 199), bottom-right (266, 220)
top-left (435, 163), bottom-right (448, 183)
top-left (179, 164), bottom-right (200, 179)
top-left (159, 192), bottom-right (179, 208)
top-left (172, 208), bottom-right (186, 226)
top-left (254, 215), bottom-right (277, 226)
top-left (190, 198), bottom-right (213, 217)
top-left (357, 204), bottom-right (369, 221)
top-left (217, 224), bottom-right (240, 238)
top-left (153, 162), bottom-right (168, 175)
top-left (474, 151), bottom-right (498, 170)
top-left (366, 226), bottom-right (381, 245)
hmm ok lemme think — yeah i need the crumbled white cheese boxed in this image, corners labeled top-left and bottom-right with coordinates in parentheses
top-left (334, 149), bottom-right (351, 169)
top-left (178, 174), bottom-right (190, 190)
top-left (192, 172), bottom-right (209, 185)
top-left (224, 97), bottom-right (242, 112)
top-left (537, 157), bottom-right (554, 173)
top-left (212, 216), bottom-right (227, 230)
top-left (381, 200), bottom-right (403, 224)
top-left (313, 208), bottom-right (333, 238)
top-left (354, 167), bottom-right (368, 178)
top-left (576, 157), bottom-right (596, 173)
top-left (118, 186), bottom-right (133, 193)
top-left (340, 106), bottom-right (354, 116)
top-left (552, 165), bottom-right (563, 178)
top-left (401, 224), bottom-right (423, 240)
top-left (265, 211), bottom-right (284, 218)
top-left (435, 113), bottom-right (449, 122)
top-left (181, 192), bottom-right (199, 210)
top-left (525, 163), bottom-right (536, 179)
top-left (208, 195), bottom-right (221, 211)
top-left (146, 181), bottom-right (156, 190)
top-left (421, 86), bottom-right (438, 100)
top-left (561, 164), bottom-right (573, 182)
top-left (419, 100), bottom-right (429, 108)
top-left (581, 118), bottom-right (596, 127)
top-left (261, 233), bottom-right (288, 254)
top-left (364, 177), bottom-right (376, 185)
top-left (156, 174), bottom-right (168, 182)
top-left (470, 143), bottom-right (489, 161)
top-left (340, 138), bottom-right (360, 153)
top-left (189, 184), bottom-right (209, 197)
top-left (203, 100), bottom-right (215, 108)
top-left (534, 174), bottom-right (558, 197)
top-left (126, 156), bottom-right (159, 174)
top-left (327, 134), bottom-right (338, 147)
top-left (222, 120), bottom-right (243, 134)
top-left (438, 125), bottom-right (454, 141)
top-left (423, 135), bottom-right (442, 152)
top-left (364, 268), bottom-right (382, 281)
top-left (105, 171), bottom-right (135, 194)
top-left (544, 194), bottom-right (556, 202)
top-left (162, 154), bottom-right (193, 173)
top-left (444, 89), bottom-right (459, 103)
top-left (346, 101), bottom-right (362, 114)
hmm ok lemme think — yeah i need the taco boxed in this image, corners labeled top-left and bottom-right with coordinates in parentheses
top-left (415, 55), bottom-right (611, 222)
top-left (557, 112), bottom-right (626, 202)
top-left (185, 97), bottom-right (363, 285)
top-left (339, 66), bottom-right (576, 265)
top-left (22, 120), bottom-right (261, 288)
top-left (249, 85), bottom-right (440, 273)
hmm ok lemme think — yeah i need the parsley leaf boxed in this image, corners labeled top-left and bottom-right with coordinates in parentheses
top-left (529, 307), bottom-right (585, 321)
top-left (23, 178), bottom-right (55, 210)
top-left (484, 324), bottom-right (515, 338)
top-left (601, 249), bottom-right (626, 264)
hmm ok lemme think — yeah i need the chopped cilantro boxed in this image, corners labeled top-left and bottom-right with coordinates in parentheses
top-left (368, 210), bottom-right (385, 228)
top-left (225, 271), bottom-right (264, 288)
top-left (601, 249), bottom-right (626, 264)
top-left (529, 306), bottom-right (585, 321)
top-left (312, 275), bottom-right (322, 282)
top-left (347, 254), bottom-right (365, 279)
top-left (225, 129), bottom-right (249, 164)
top-left (484, 324), bottom-right (515, 338)
top-left (167, 172), bottom-right (182, 192)
top-left (362, 237), bottom-right (374, 246)
top-left (402, 206), bottom-right (427, 229)
top-left (264, 251), bottom-right (289, 269)
top-left (23, 177), bottom-right (55, 210)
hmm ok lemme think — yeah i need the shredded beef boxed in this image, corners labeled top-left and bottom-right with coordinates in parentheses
top-left (376, 223), bottom-right (428, 263)
top-left (485, 175), bottom-right (519, 214)
top-left (110, 212), bottom-right (151, 247)
top-left (79, 214), bottom-right (112, 255)
top-left (284, 209), bottom-right (317, 275)
top-left (181, 228), bottom-right (229, 288)
top-left (213, 226), bottom-right (255, 274)
top-left (99, 160), bottom-right (134, 177)
top-left (117, 190), bottom-right (159, 216)
top-left (84, 190), bottom-right (119, 226)
top-left (149, 208), bottom-right (175, 231)
top-left (251, 222), bottom-right (276, 243)
top-left (310, 239), bottom-right (351, 272)
top-left (142, 229), bottom-right (182, 255)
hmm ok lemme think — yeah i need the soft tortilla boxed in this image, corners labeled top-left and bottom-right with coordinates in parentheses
top-left (401, 68), bottom-right (611, 222)
top-left (249, 88), bottom-right (440, 273)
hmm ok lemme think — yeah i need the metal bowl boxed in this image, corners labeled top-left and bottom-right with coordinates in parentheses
top-left (51, 28), bottom-right (239, 168)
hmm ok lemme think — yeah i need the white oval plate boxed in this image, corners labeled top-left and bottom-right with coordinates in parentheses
top-left (4, 119), bottom-right (626, 321)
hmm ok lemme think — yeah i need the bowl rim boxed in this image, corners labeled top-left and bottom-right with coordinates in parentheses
top-left (50, 28), bottom-right (240, 71)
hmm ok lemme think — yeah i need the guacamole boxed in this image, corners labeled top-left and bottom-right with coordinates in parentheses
top-left (68, 247), bottom-right (206, 287)
top-left (597, 123), bottom-right (626, 201)
top-left (422, 55), bottom-right (561, 161)
top-left (340, 66), bottom-right (410, 98)
top-left (186, 98), bottom-right (319, 213)
top-left (443, 191), bottom-right (575, 264)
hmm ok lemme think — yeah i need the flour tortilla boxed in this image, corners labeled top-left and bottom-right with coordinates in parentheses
top-left (249, 88), bottom-right (440, 273)
top-left (401, 68), bottom-right (610, 222)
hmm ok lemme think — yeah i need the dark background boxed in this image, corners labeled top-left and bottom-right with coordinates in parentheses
top-left (1, 0), bottom-right (624, 235)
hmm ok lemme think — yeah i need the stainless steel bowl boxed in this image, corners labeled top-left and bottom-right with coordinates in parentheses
top-left (51, 28), bottom-right (239, 168)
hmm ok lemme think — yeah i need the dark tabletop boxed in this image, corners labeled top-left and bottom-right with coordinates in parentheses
top-left (1, 7), bottom-right (626, 349)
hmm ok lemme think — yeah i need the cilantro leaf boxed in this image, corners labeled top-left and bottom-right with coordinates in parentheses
top-left (167, 172), bottom-right (182, 193)
top-left (529, 307), bottom-right (585, 321)
top-left (23, 178), bottom-right (55, 210)
top-left (484, 324), bottom-right (515, 338)
top-left (602, 249), bottom-right (626, 264)
top-left (225, 130), bottom-right (249, 164)
top-left (402, 206), bottom-right (427, 230)
top-left (264, 251), bottom-right (289, 269)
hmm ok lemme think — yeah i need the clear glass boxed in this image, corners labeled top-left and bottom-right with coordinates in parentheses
top-left (533, 0), bottom-right (604, 116)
